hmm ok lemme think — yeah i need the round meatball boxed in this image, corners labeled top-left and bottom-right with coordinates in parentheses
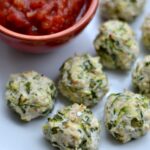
top-left (43, 103), bottom-right (100, 150)
top-left (105, 91), bottom-right (150, 143)
top-left (5, 71), bottom-right (57, 121)
top-left (101, 0), bottom-right (146, 22)
top-left (58, 54), bottom-right (109, 107)
top-left (94, 20), bottom-right (139, 70)
top-left (142, 15), bottom-right (150, 50)
top-left (132, 55), bottom-right (150, 97)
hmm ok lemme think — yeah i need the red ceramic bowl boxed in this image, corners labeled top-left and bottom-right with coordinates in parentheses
top-left (0, 0), bottom-right (98, 53)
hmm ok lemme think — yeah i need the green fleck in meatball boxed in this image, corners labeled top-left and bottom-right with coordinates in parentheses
top-left (58, 54), bottom-right (109, 107)
top-left (5, 71), bottom-right (57, 121)
top-left (101, 0), bottom-right (146, 22)
top-left (94, 20), bottom-right (139, 70)
top-left (132, 55), bottom-right (150, 97)
top-left (142, 15), bottom-right (150, 50)
top-left (43, 103), bottom-right (100, 150)
top-left (105, 91), bottom-right (150, 143)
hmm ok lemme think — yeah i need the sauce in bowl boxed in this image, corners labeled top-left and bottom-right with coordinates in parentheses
top-left (0, 0), bottom-right (87, 35)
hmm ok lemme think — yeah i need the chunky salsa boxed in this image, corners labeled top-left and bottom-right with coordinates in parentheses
top-left (0, 0), bottom-right (86, 35)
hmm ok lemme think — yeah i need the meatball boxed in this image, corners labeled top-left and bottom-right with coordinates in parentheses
top-left (132, 55), bottom-right (150, 97)
top-left (101, 0), bottom-right (146, 22)
top-left (105, 91), bottom-right (150, 143)
top-left (142, 15), bottom-right (150, 50)
top-left (43, 103), bottom-right (100, 150)
top-left (94, 20), bottom-right (139, 70)
top-left (58, 54), bottom-right (109, 107)
top-left (5, 71), bottom-right (57, 121)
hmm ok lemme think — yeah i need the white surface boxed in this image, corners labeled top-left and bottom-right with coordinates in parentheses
top-left (0, 1), bottom-right (150, 150)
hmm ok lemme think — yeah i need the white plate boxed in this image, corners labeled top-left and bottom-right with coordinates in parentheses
top-left (0, 1), bottom-right (150, 150)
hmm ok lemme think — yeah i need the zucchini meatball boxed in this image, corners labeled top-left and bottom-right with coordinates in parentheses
top-left (142, 15), bottom-right (150, 50)
top-left (5, 71), bottom-right (57, 121)
top-left (132, 55), bottom-right (150, 97)
top-left (94, 20), bottom-right (139, 70)
top-left (101, 0), bottom-right (146, 22)
top-left (105, 91), bottom-right (150, 143)
top-left (43, 103), bottom-right (100, 150)
top-left (58, 54), bottom-right (109, 107)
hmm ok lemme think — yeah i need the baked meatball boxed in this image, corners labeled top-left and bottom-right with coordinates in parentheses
top-left (101, 0), bottom-right (146, 22)
top-left (6, 71), bottom-right (57, 121)
top-left (132, 55), bottom-right (150, 97)
top-left (43, 103), bottom-right (100, 150)
top-left (94, 20), bottom-right (139, 70)
top-left (105, 91), bottom-right (150, 143)
top-left (142, 15), bottom-right (150, 50)
top-left (58, 54), bottom-right (109, 107)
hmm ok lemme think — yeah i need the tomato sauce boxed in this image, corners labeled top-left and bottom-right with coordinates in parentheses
top-left (0, 0), bottom-right (86, 35)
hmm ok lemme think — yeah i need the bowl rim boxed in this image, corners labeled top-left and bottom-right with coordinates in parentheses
top-left (0, 0), bottom-right (98, 41)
